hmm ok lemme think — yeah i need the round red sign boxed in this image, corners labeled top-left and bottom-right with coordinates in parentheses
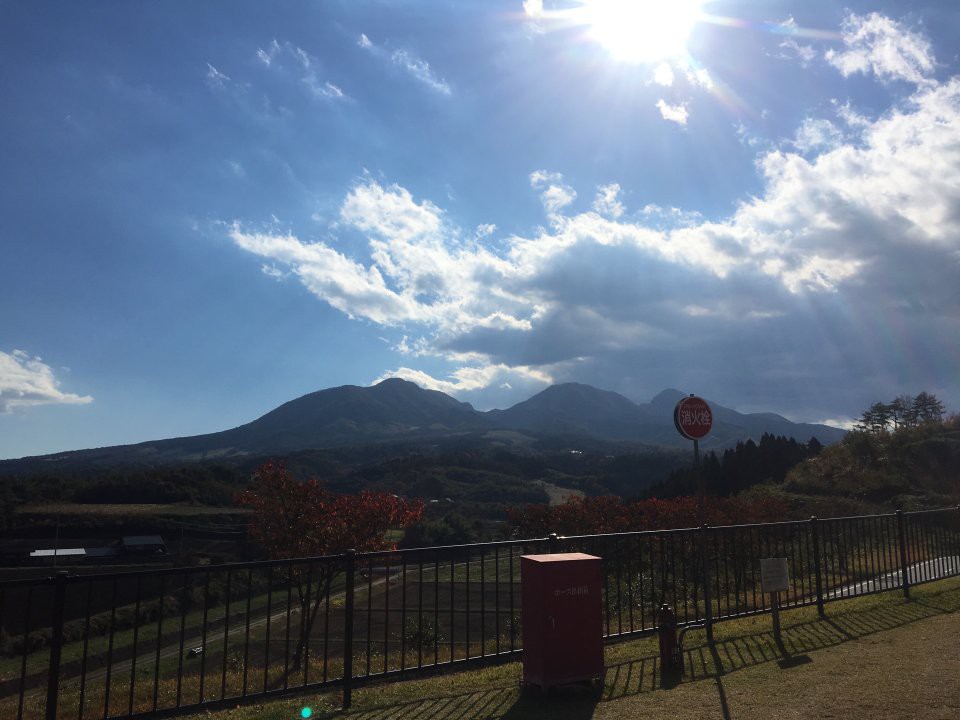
top-left (674, 395), bottom-right (713, 440)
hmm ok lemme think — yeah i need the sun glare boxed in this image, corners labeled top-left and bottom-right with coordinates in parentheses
top-left (579, 0), bottom-right (705, 63)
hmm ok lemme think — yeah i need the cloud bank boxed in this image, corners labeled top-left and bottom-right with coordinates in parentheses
top-left (228, 13), bottom-right (960, 419)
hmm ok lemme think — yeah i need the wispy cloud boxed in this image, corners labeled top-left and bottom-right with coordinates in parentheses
top-left (776, 17), bottom-right (817, 66)
top-left (255, 40), bottom-right (348, 101)
top-left (205, 63), bottom-right (231, 89)
top-left (391, 50), bottom-right (451, 95)
top-left (358, 33), bottom-right (452, 95)
top-left (0, 350), bottom-right (92, 413)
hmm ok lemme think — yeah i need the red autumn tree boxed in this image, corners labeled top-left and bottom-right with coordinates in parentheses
top-left (236, 460), bottom-right (423, 678)
top-left (236, 459), bottom-right (424, 558)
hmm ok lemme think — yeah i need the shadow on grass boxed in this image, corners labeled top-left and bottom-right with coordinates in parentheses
top-left (339, 683), bottom-right (601, 720)
top-left (603, 581), bottom-right (960, 701)
top-left (330, 583), bottom-right (960, 719)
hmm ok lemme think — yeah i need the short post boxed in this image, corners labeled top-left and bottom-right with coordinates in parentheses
top-left (46, 571), bottom-right (69, 720)
top-left (342, 549), bottom-right (356, 709)
top-left (810, 516), bottom-right (825, 617)
top-left (769, 591), bottom-right (781, 642)
top-left (548, 533), bottom-right (559, 554)
top-left (895, 510), bottom-right (910, 600)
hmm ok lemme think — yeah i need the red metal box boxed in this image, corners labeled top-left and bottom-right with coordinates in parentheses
top-left (521, 552), bottom-right (604, 689)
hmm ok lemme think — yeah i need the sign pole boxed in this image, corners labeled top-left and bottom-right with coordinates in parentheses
top-left (674, 395), bottom-right (714, 644)
top-left (761, 558), bottom-right (789, 647)
top-left (697, 439), bottom-right (713, 644)
top-left (770, 591), bottom-right (781, 641)
top-left (694, 439), bottom-right (704, 526)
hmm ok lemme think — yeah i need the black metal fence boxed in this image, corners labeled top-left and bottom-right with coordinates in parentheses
top-left (2, 507), bottom-right (958, 720)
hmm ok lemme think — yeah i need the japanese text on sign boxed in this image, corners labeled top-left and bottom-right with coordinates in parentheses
top-left (554, 586), bottom-right (590, 597)
top-left (678, 408), bottom-right (711, 427)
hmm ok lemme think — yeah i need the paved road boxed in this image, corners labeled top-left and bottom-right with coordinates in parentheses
top-left (827, 556), bottom-right (959, 598)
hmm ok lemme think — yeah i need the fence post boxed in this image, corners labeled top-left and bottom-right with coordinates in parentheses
top-left (548, 533), bottom-right (559, 554)
top-left (46, 571), bottom-right (68, 720)
top-left (896, 510), bottom-right (910, 600)
top-left (342, 549), bottom-right (356, 709)
top-left (810, 516), bottom-right (825, 617)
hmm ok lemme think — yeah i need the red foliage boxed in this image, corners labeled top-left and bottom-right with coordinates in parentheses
top-left (507, 494), bottom-right (788, 538)
top-left (236, 460), bottom-right (424, 559)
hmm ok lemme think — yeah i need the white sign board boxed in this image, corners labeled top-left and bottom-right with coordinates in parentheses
top-left (760, 558), bottom-right (789, 593)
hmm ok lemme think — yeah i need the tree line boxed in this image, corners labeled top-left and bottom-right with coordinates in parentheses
top-left (856, 392), bottom-right (945, 434)
top-left (647, 432), bottom-right (823, 499)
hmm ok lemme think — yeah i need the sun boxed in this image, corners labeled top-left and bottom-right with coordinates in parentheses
top-left (577, 0), bottom-right (706, 63)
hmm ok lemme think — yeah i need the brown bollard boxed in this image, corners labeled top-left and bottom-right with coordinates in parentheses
top-left (657, 604), bottom-right (680, 671)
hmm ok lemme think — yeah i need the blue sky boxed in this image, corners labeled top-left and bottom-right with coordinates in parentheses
top-left (2, 0), bottom-right (960, 459)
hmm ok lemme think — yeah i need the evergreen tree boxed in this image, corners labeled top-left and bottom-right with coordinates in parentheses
top-left (912, 392), bottom-right (945, 424)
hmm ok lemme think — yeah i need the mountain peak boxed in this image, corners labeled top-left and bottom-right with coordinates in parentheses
top-left (372, 377), bottom-right (414, 388)
top-left (649, 388), bottom-right (688, 407)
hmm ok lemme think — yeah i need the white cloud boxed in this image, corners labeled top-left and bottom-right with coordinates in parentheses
top-left (358, 33), bottom-right (373, 50)
top-left (475, 223), bottom-right (497, 239)
top-left (0, 350), bottom-right (92, 413)
top-left (826, 12), bottom-right (936, 86)
top-left (530, 170), bottom-right (577, 216)
top-left (373, 363), bottom-right (552, 397)
top-left (793, 118), bottom-right (844, 153)
top-left (656, 99), bottom-right (688, 125)
top-left (653, 63), bottom-right (674, 87)
top-left (592, 183), bottom-right (624, 219)
top-left (391, 49), bottom-right (452, 95)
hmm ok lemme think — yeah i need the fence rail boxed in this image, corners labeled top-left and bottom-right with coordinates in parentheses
top-left (2, 506), bottom-right (958, 719)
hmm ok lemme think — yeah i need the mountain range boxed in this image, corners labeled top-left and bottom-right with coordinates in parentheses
top-left (1, 379), bottom-right (846, 472)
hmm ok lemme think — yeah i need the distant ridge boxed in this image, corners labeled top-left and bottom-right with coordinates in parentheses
top-left (0, 379), bottom-right (847, 470)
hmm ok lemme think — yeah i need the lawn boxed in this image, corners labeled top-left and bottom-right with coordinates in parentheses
top-left (193, 575), bottom-right (960, 720)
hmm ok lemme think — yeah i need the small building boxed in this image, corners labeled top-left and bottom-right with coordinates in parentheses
top-left (121, 536), bottom-right (167, 556)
